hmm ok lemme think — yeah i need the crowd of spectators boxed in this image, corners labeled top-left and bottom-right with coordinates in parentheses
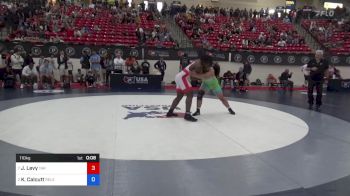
top-left (304, 18), bottom-right (350, 54)
top-left (0, 47), bottom-right (169, 89)
top-left (175, 6), bottom-right (308, 52)
top-left (0, 0), bottom-right (176, 48)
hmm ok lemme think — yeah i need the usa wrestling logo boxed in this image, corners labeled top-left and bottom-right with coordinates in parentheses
top-left (122, 105), bottom-right (182, 119)
top-left (123, 76), bottom-right (148, 84)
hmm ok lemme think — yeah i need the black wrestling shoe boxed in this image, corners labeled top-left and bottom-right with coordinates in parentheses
top-left (228, 108), bottom-right (236, 115)
top-left (192, 109), bottom-right (200, 116)
top-left (166, 111), bottom-right (178, 117)
top-left (308, 104), bottom-right (313, 110)
top-left (184, 114), bottom-right (198, 122)
top-left (315, 105), bottom-right (321, 112)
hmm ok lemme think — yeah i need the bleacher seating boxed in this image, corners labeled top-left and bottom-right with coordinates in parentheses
top-left (177, 14), bottom-right (311, 53)
top-left (302, 19), bottom-right (350, 55)
top-left (7, 5), bottom-right (176, 48)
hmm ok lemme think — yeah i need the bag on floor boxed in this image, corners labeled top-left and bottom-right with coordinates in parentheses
top-left (4, 77), bottom-right (15, 88)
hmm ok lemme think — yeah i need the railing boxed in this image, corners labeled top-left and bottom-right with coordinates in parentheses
top-left (161, 14), bottom-right (193, 48)
top-left (294, 22), bottom-right (322, 52)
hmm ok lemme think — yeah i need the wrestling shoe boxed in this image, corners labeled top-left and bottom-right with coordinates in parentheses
top-left (166, 111), bottom-right (178, 117)
top-left (308, 104), bottom-right (313, 110)
top-left (184, 114), bottom-right (198, 122)
top-left (192, 109), bottom-right (200, 116)
top-left (315, 105), bottom-right (321, 112)
top-left (228, 108), bottom-right (236, 115)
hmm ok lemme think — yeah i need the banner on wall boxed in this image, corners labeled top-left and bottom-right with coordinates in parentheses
top-left (1, 41), bottom-right (349, 66)
top-left (230, 52), bottom-right (349, 66)
top-left (0, 42), bottom-right (142, 59)
top-left (144, 48), bottom-right (230, 61)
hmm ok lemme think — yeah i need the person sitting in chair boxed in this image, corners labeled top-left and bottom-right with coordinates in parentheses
top-left (267, 74), bottom-right (278, 86)
top-left (221, 70), bottom-right (235, 88)
top-left (21, 62), bottom-right (39, 88)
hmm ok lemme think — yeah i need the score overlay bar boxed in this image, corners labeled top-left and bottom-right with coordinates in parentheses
top-left (16, 154), bottom-right (100, 186)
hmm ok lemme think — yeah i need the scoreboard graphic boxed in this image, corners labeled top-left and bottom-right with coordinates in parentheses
top-left (16, 154), bottom-right (100, 186)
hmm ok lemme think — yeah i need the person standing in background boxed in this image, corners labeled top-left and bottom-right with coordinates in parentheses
top-left (80, 51), bottom-right (91, 75)
top-left (57, 50), bottom-right (68, 85)
top-left (154, 57), bottom-right (167, 81)
top-left (141, 59), bottom-right (150, 75)
top-left (113, 52), bottom-right (125, 74)
top-left (5, 50), bottom-right (14, 67)
top-left (0, 53), bottom-right (6, 85)
top-left (301, 64), bottom-right (310, 87)
top-left (40, 59), bottom-right (55, 89)
top-left (24, 52), bottom-right (34, 68)
top-left (125, 55), bottom-right (136, 74)
top-left (180, 53), bottom-right (190, 71)
top-left (236, 67), bottom-right (248, 92)
top-left (21, 62), bottom-right (38, 88)
top-left (89, 51), bottom-right (102, 84)
top-left (243, 60), bottom-right (252, 84)
top-left (10, 49), bottom-right (24, 87)
top-left (279, 69), bottom-right (293, 90)
top-left (104, 53), bottom-right (114, 84)
top-left (307, 50), bottom-right (329, 111)
top-left (37, 56), bottom-right (45, 73)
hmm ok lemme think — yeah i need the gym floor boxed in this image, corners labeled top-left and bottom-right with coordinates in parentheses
top-left (0, 88), bottom-right (350, 196)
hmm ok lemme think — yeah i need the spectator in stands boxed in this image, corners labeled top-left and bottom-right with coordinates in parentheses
top-left (21, 62), bottom-right (38, 88)
top-left (89, 51), bottom-right (102, 84)
top-left (279, 69), bottom-right (293, 90)
top-left (39, 59), bottom-right (54, 89)
top-left (221, 70), bottom-right (235, 88)
top-left (57, 50), bottom-right (68, 85)
top-left (154, 57), bottom-right (167, 81)
top-left (307, 50), bottom-right (329, 111)
top-left (277, 39), bottom-right (286, 47)
top-left (136, 26), bottom-right (145, 43)
top-left (258, 32), bottom-right (266, 45)
top-left (140, 59), bottom-right (150, 75)
top-left (283, 16), bottom-right (290, 23)
top-left (74, 28), bottom-right (82, 37)
top-left (242, 38), bottom-right (249, 48)
top-left (113, 52), bottom-right (125, 74)
top-left (10, 49), bottom-right (24, 85)
top-left (280, 31), bottom-right (287, 40)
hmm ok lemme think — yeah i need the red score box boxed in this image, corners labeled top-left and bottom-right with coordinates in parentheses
top-left (87, 162), bottom-right (100, 174)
